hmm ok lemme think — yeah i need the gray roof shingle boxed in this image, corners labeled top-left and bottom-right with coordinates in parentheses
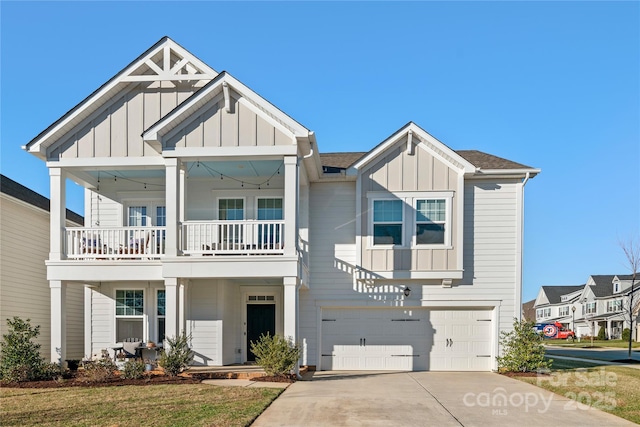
top-left (589, 275), bottom-right (635, 298)
top-left (541, 285), bottom-right (585, 304)
top-left (1, 174), bottom-right (84, 225)
top-left (319, 150), bottom-right (533, 172)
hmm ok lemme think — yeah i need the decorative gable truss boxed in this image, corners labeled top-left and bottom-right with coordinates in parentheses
top-left (24, 37), bottom-right (217, 164)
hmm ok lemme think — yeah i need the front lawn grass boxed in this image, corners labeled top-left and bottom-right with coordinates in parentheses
top-left (517, 365), bottom-right (640, 424)
top-left (0, 384), bottom-right (282, 427)
top-left (546, 339), bottom-right (640, 349)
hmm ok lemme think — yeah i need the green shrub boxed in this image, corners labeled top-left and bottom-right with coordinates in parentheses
top-left (250, 333), bottom-right (300, 377)
top-left (497, 318), bottom-right (552, 373)
top-left (622, 328), bottom-right (632, 342)
top-left (79, 356), bottom-right (118, 383)
top-left (597, 326), bottom-right (607, 340)
top-left (0, 317), bottom-right (47, 382)
top-left (159, 333), bottom-right (193, 376)
top-left (122, 359), bottom-right (146, 379)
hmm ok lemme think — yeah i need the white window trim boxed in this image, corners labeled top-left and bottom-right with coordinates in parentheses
top-left (369, 197), bottom-right (405, 248)
top-left (114, 288), bottom-right (146, 343)
top-left (216, 196), bottom-right (247, 221)
top-left (559, 305), bottom-right (570, 317)
top-left (366, 191), bottom-right (454, 249)
top-left (123, 199), bottom-right (166, 227)
top-left (156, 289), bottom-right (166, 343)
top-left (255, 197), bottom-right (284, 220)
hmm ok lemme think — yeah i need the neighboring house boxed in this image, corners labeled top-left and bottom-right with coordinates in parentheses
top-left (533, 285), bottom-right (584, 332)
top-left (522, 299), bottom-right (536, 323)
top-left (0, 174), bottom-right (84, 361)
top-left (23, 37), bottom-right (539, 371)
top-left (576, 275), bottom-right (639, 340)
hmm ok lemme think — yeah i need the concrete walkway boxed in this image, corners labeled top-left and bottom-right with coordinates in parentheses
top-left (251, 371), bottom-right (635, 427)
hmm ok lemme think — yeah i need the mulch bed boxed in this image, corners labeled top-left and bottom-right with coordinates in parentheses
top-left (500, 371), bottom-right (548, 377)
top-left (1, 372), bottom-right (205, 389)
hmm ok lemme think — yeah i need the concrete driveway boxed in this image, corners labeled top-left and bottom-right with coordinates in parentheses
top-left (252, 371), bottom-right (634, 427)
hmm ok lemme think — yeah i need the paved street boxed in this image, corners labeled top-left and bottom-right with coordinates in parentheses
top-left (545, 345), bottom-right (640, 363)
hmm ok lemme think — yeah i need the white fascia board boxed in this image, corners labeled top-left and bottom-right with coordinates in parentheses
top-left (46, 157), bottom-right (166, 169)
top-left (471, 168), bottom-right (541, 179)
top-left (351, 123), bottom-right (476, 174)
top-left (164, 145), bottom-right (298, 159)
top-left (162, 257), bottom-right (300, 278)
top-left (46, 262), bottom-right (164, 282)
top-left (144, 73), bottom-right (311, 146)
top-left (27, 38), bottom-right (216, 156)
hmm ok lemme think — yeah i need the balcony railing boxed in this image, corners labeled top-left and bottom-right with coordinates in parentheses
top-left (182, 220), bottom-right (285, 256)
top-left (65, 227), bottom-right (166, 259)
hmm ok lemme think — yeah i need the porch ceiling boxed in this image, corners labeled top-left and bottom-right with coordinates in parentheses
top-left (82, 159), bottom-right (283, 181)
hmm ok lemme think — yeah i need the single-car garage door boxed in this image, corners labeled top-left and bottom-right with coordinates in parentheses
top-left (321, 308), bottom-right (493, 371)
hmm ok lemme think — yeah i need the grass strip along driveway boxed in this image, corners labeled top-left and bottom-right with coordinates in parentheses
top-left (517, 363), bottom-right (640, 424)
top-left (1, 384), bottom-right (282, 427)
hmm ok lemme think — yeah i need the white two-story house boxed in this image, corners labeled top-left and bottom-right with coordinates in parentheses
top-left (534, 285), bottom-right (584, 331)
top-left (24, 37), bottom-right (539, 371)
top-left (577, 275), bottom-right (638, 340)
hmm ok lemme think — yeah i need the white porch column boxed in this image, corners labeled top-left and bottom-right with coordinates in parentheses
top-left (165, 158), bottom-right (180, 257)
top-left (49, 168), bottom-right (66, 261)
top-left (84, 285), bottom-right (93, 359)
top-left (178, 279), bottom-right (188, 335)
top-left (283, 156), bottom-right (298, 257)
top-left (50, 281), bottom-right (67, 364)
top-left (165, 278), bottom-right (178, 342)
top-left (607, 319), bottom-right (612, 340)
top-left (283, 276), bottom-right (298, 341)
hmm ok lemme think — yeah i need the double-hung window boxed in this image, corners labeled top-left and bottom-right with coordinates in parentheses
top-left (607, 299), bottom-right (622, 313)
top-left (373, 200), bottom-right (403, 245)
top-left (586, 302), bottom-right (597, 315)
top-left (115, 290), bottom-right (144, 342)
top-left (559, 306), bottom-right (570, 317)
top-left (415, 199), bottom-right (446, 245)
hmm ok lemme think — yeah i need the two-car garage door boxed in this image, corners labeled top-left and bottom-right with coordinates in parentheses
top-left (321, 308), bottom-right (493, 371)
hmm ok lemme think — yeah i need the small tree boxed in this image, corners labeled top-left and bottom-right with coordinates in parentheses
top-left (158, 332), bottom-right (193, 376)
top-left (0, 317), bottom-right (46, 382)
top-left (497, 318), bottom-right (552, 373)
top-left (620, 236), bottom-right (640, 359)
top-left (250, 333), bottom-right (300, 377)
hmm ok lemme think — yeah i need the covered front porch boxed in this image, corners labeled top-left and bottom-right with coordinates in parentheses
top-left (50, 276), bottom-right (303, 366)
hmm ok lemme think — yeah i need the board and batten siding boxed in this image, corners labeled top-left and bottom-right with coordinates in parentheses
top-left (49, 82), bottom-right (199, 160)
top-left (359, 141), bottom-right (459, 272)
top-left (0, 194), bottom-right (84, 359)
top-left (165, 93), bottom-right (292, 150)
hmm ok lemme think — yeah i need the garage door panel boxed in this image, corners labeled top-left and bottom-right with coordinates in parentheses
top-left (321, 308), bottom-right (492, 371)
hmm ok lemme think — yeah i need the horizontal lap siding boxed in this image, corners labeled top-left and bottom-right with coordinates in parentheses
top-left (462, 179), bottom-right (519, 332)
top-left (302, 182), bottom-right (357, 365)
top-left (1, 196), bottom-right (84, 360)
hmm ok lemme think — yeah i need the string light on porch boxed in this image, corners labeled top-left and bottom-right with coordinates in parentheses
top-left (195, 161), bottom-right (284, 189)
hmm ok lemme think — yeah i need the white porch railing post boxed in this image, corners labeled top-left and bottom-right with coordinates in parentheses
top-left (283, 276), bottom-right (299, 375)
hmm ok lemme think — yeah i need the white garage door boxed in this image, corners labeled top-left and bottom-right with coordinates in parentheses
top-left (321, 308), bottom-right (493, 371)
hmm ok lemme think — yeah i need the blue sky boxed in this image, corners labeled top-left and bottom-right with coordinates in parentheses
top-left (1, 1), bottom-right (638, 302)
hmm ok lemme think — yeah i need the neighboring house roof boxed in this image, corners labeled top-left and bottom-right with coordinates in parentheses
top-left (589, 275), bottom-right (635, 298)
top-left (1, 174), bottom-right (84, 225)
top-left (539, 285), bottom-right (585, 305)
top-left (319, 149), bottom-right (533, 173)
top-left (522, 299), bottom-right (536, 322)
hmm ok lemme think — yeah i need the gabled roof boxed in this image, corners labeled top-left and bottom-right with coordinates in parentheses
top-left (538, 285), bottom-right (585, 305)
top-left (142, 71), bottom-right (311, 148)
top-left (589, 274), bottom-right (636, 298)
top-left (0, 175), bottom-right (83, 225)
top-left (349, 122), bottom-right (477, 174)
top-left (24, 37), bottom-right (217, 159)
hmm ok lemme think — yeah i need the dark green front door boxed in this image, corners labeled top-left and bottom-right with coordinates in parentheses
top-left (247, 304), bottom-right (276, 361)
